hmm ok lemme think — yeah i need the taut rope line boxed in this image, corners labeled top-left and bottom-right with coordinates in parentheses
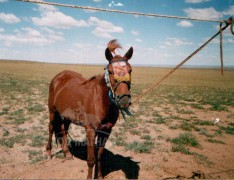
top-left (15, 0), bottom-right (224, 23)
top-left (220, 22), bottom-right (224, 75)
top-left (132, 17), bottom-right (233, 104)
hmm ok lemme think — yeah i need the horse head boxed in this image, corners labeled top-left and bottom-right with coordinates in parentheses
top-left (105, 39), bottom-right (133, 109)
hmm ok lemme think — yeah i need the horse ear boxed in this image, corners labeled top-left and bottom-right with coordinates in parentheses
top-left (105, 48), bottom-right (113, 61)
top-left (124, 47), bottom-right (133, 60)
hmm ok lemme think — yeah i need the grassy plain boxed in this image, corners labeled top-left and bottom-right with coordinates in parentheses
top-left (0, 60), bottom-right (234, 179)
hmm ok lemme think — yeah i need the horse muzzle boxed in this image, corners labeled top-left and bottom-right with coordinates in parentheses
top-left (115, 94), bottom-right (131, 109)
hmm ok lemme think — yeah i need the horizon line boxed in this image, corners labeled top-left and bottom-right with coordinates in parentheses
top-left (1, 59), bottom-right (234, 69)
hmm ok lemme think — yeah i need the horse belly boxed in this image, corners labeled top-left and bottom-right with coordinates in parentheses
top-left (54, 86), bottom-right (102, 129)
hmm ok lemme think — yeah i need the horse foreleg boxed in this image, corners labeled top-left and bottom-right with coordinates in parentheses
top-left (86, 127), bottom-right (96, 179)
top-left (46, 112), bottom-right (54, 159)
top-left (61, 123), bottom-right (72, 159)
top-left (96, 132), bottom-right (110, 179)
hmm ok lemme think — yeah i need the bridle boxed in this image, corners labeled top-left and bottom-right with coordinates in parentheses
top-left (104, 60), bottom-right (131, 109)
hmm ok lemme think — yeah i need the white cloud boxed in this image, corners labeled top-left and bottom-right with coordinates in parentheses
top-left (131, 30), bottom-right (139, 36)
top-left (0, 13), bottom-right (20, 24)
top-left (185, 0), bottom-right (210, 3)
top-left (32, 5), bottom-right (88, 29)
top-left (0, 0), bottom-right (7, 2)
top-left (0, 27), bottom-right (64, 46)
top-left (41, 27), bottom-right (63, 36)
top-left (163, 37), bottom-right (193, 47)
top-left (32, 11), bottom-right (88, 29)
top-left (202, 36), bottom-right (234, 45)
top-left (108, 1), bottom-right (123, 7)
top-left (184, 7), bottom-right (223, 20)
top-left (37, 4), bottom-right (58, 12)
top-left (135, 38), bottom-right (143, 42)
top-left (74, 43), bottom-right (92, 49)
top-left (93, 0), bottom-right (102, 2)
top-left (223, 5), bottom-right (234, 16)
top-left (88, 16), bottom-right (124, 38)
top-left (0, 28), bottom-right (4, 32)
top-left (213, 24), bottom-right (233, 37)
top-left (227, 38), bottom-right (234, 43)
top-left (177, 20), bottom-right (193, 28)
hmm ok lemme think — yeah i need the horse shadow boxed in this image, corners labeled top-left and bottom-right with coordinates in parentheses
top-left (69, 140), bottom-right (140, 179)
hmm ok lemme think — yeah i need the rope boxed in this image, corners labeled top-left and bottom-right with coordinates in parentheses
top-left (15, 0), bottom-right (225, 23)
top-left (132, 18), bottom-right (233, 104)
top-left (220, 22), bottom-right (224, 75)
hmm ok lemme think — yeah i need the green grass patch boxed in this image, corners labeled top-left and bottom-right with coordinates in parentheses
top-left (0, 107), bottom-right (10, 116)
top-left (129, 129), bottom-right (141, 135)
top-left (190, 103), bottom-right (204, 110)
top-left (171, 132), bottom-right (200, 147)
top-left (29, 135), bottom-right (46, 147)
top-left (220, 126), bottom-right (234, 135)
top-left (154, 117), bottom-right (166, 124)
top-left (141, 135), bottom-right (152, 140)
top-left (0, 134), bottom-right (27, 148)
top-left (176, 108), bottom-right (194, 115)
top-left (180, 121), bottom-right (194, 131)
top-left (209, 104), bottom-right (228, 111)
top-left (126, 140), bottom-right (154, 153)
top-left (114, 136), bottom-right (127, 147)
top-left (207, 138), bottom-right (225, 144)
top-left (228, 122), bottom-right (234, 126)
top-left (194, 120), bottom-right (214, 126)
top-left (28, 149), bottom-right (46, 164)
top-left (30, 155), bottom-right (46, 164)
top-left (3, 129), bottom-right (10, 137)
top-left (28, 103), bottom-right (45, 113)
top-left (199, 129), bottom-right (214, 138)
top-left (171, 144), bottom-right (192, 155)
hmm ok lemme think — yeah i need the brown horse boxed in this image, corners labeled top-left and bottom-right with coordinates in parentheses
top-left (46, 39), bottom-right (133, 179)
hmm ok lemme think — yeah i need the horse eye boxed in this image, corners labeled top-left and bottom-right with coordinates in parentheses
top-left (112, 62), bottom-right (118, 67)
top-left (120, 61), bottom-right (126, 66)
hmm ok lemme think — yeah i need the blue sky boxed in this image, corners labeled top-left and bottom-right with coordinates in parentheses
top-left (0, 0), bottom-right (233, 66)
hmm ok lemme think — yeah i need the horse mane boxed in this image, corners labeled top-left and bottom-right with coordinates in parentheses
top-left (81, 74), bottom-right (104, 85)
top-left (107, 39), bottom-right (122, 55)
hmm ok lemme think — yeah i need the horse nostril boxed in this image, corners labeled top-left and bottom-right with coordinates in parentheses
top-left (118, 96), bottom-right (131, 108)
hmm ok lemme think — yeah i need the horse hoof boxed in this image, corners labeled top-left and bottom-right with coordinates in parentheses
top-left (65, 156), bottom-right (73, 160)
top-left (97, 175), bottom-right (104, 179)
top-left (65, 152), bottom-right (73, 160)
top-left (47, 151), bottom-right (52, 159)
top-left (47, 156), bottom-right (52, 160)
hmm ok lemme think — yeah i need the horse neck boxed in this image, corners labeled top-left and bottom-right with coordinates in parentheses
top-left (95, 74), bottom-right (109, 97)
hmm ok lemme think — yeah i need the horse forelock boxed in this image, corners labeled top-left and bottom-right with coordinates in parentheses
top-left (113, 55), bottom-right (123, 59)
top-left (107, 39), bottom-right (122, 55)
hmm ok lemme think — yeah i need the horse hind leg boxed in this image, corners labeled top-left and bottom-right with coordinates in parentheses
top-left (61, 120), bottom-right (73, 159)
top-left (46, 111), bottom-right (64, 159)
top-left (46, 111), bottom-right (55, 159)
top-left (95, 131), bottom-right (111, 179)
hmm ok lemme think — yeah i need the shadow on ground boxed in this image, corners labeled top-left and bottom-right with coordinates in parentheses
top-left (69, 140), bottom-right (140, 179)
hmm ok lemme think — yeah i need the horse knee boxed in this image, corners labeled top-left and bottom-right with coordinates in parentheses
top-left (87, 160), bottom-right (95, 168)
top-left (46, 144), bottom-right (52, 151)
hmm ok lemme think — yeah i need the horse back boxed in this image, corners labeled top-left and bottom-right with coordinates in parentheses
top-left (48, 70), bottom-right (86, 111)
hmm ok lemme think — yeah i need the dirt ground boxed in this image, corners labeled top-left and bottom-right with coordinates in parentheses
top-left (1, 107), bottom-right (234, 179)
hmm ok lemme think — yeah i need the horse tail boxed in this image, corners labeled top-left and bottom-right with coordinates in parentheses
top-left (53, 111), bottom-right (71, 146)
top-left (53, 111), bottom-right (63, 146)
